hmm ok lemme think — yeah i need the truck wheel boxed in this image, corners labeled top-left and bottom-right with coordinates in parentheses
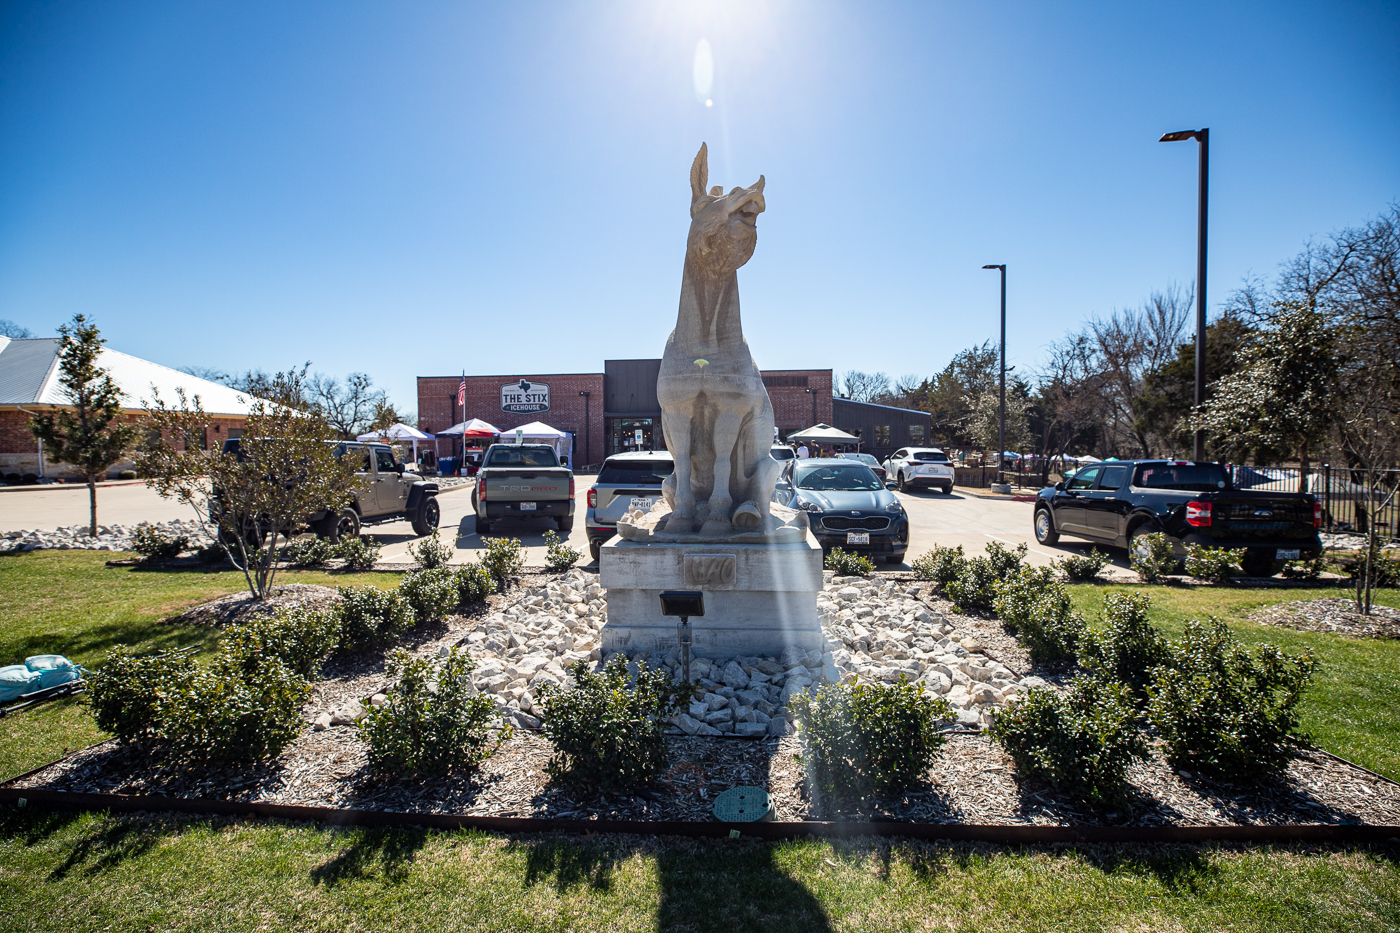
top-left (1034, 507), bottom-right (1059, 544)
top-left (1241, 548), bottom-right (1286, 578)
top-left (327, 508), bottom-right (360, 544)
top-left (557, 516), bottom-right (574, 533)
top-left (411, 497), bottom-right (440, 536)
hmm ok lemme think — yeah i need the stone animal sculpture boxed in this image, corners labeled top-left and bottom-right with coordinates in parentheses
top-left (657, 143), bottom-right (781, 536)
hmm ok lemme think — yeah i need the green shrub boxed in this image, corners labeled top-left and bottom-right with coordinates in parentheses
top-left (400, 567), bottom-right (460, 623)
top-left (990, 676), bottom-right (1147, 807)
top-left (1337, 544), bottom-right (1400, 588)
top-left (543, 529), bottom-right (581, 572)
top-left (283, 535), bottom-right (335, 567)
top-left (1080, 592), bottom-right (1168, 705)
top-left (1146, 618), bottom-right (1316, 780)
top-left (1131, 531), bottom-right (1177, 583)
top-left (480, 536), bottom-right (525, 585)
top-left (536, 656), bottom-right (689, 792)
top-left (196, 544), bottom-right (229, 565)
top-left (131, 524), bottom-right (188, 561)
top-left (336, 535), bottom-right (381, 571)
top-left (409, 527), bottom-right (453, 570)
top-left (1056, 548), bottom-right (1110, 582)
top-left (789, 677), bottom-right (953, 810)
top-left (1184, 545), bottom-right (1242, 583)
top-left (117, 469), bottom-right (138, 480)
top-left (359, 648), bottom-right (508, 777)
top-left (946, 542), bottom-right (1028, 613)
top-left (158, 655), bottom-right (310, 763)
top-left (454, 563), bottom-right (498, 606)
top-left (1281, 556), bottom-right (1325, 581)
top-left (993, 566), bottom-right (1084, 663)
top-left (911, 544), bottom-right (966, 587)
top-left (86, 646), bottom-right (197, 745)
top-left (222, 606), bottom-right (340, 680)
top-left (825, 547), bottom-right (875, 576)
top-left (335, 585), bottom-right (416, 653)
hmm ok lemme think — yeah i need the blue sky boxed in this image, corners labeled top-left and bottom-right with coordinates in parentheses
top-left (2, 1), bottom-right (1397, 412)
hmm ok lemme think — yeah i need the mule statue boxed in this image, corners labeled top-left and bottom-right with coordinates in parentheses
top-left (657, 143), bottom-right (781, 536)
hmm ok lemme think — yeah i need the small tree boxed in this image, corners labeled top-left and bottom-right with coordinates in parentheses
top-left (137, 370), bottom-right (359, 599)
top-left (29, 315), bottom-right (142, 535)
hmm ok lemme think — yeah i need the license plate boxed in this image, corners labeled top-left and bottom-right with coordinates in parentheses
top-left (629, 497), bottom-right (655, 512)
top-left (1277, 548), bottom-right (1300, 560)
top-left (519, 502), bottom-right (536, 511)
top-left (847, 532), bottom-right (870, 545)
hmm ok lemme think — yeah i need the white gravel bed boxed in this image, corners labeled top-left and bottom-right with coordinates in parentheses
top-left (0, 518), bottom-right (212, 553)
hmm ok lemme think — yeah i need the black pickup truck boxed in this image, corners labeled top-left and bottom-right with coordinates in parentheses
top-left (1033, 460), bottom-right (1322, 577)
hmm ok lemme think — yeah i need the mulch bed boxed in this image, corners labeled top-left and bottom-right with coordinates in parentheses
top-left (14, 573), bottom-right (1400, 829)
top-left (163, 583), bottom-right (343, 628)
top-left (1247, 598), bottom-right (1400, 640)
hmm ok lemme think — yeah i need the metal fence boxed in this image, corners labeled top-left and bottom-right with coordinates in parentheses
top-left (1229, 465), bottom-right (1400, 539)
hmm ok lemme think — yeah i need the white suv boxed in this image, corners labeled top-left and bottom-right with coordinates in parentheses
top-left (883, 447), bottom-right (955, 494)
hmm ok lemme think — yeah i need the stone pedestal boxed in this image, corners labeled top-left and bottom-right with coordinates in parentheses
top-left (599, 534), bottom-right (824, 658)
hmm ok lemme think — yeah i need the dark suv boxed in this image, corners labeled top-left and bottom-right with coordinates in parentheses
top-left (1034, 459), bottom-right (1321, 577)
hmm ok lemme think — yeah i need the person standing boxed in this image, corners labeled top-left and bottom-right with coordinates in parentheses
top-left (796, 443), bottom-right (810, 459)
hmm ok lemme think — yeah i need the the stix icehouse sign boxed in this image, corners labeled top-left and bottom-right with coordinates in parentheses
top-left (500, 379), bottom-right (550, 414)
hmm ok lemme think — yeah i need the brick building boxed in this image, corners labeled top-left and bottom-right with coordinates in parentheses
top-left (419, 360), bottom-right (929, 467)
top-left (0, 336), bottom-right (251, 481)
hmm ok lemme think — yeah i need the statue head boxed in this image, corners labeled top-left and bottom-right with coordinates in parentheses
top-left (686, 142), bottom-right (765, 275)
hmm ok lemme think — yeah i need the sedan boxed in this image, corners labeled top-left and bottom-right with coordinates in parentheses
top-left (773, 460), bottom-right (909, 563)
top-left (837, 451), bottom-right (886, 483)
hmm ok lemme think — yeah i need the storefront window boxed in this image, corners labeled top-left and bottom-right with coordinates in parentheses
top-left (909, 424), bottom-right (925, 445)
top-left (610, 418), bottom-right (656, 453)
top-left (874, 425), bottom-right (890, 446)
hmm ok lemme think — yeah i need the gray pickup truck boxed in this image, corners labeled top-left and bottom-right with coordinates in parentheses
top-left (470, 443), bottom-right (575, 534)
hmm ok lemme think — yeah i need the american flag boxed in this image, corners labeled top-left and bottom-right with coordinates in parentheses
top-left (457, 379), bottom-right (466, 407)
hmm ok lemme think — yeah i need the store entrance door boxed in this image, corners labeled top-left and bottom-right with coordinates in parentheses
top-left (609, 418), bottom-right (656, 454)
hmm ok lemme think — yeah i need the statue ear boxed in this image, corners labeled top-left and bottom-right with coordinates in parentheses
top-left (690, 143), bottom-right (708, 209)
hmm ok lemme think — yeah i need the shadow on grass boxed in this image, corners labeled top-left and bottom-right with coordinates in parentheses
top-left (512, 834), bottom-right (835, 932)
top-left (310, 825), bottom-right (430, 886)
top-left (34, 812), bottom-right (172, 880)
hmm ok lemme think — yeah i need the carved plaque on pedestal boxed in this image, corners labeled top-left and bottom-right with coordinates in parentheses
top-left (683, 553), bottom-right (737, 587)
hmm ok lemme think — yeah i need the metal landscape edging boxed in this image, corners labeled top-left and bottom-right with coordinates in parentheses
top-left (2, 785), bottom-right (1397, 845)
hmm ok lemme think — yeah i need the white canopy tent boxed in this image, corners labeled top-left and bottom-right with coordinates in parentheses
top-left (502, 420), bottom-right (575, 463)
top-left (356, 423), bottom-right (435, 462)
top-left (786, 423), bottom-right (862, 448)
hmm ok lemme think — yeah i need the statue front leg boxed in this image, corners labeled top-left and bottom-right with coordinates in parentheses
top-left (700, 410), bottom-right (743, 536)
top-left (661, 409), bottom-right (696, 533)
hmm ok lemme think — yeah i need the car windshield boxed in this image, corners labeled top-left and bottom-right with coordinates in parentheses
top-left (840, 453), bottom-right (879, 466)
top-left (485, 446), bottom-right (560, 468)
top-left (596, 459), bottom-right (674, 485)
top-left (1134, 463), bottom-right (1229, 491)
top-left (795, 463), bottom-right (884, 491)
top-left (912, 451), bottom-right (948, 462)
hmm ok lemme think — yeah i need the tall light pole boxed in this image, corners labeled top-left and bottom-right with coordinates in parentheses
top-left (578, 390), bottom-right (591, 468)
top-left (982, 264), bottom-right (1007, 488)
top-left (1160, 127), bottom-right (1209, 461)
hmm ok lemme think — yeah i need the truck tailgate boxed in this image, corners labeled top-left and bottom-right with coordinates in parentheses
top-left (1213, 494), bottom-right (1314, 539)
top-left (481, 471), bottom-right (571, 500)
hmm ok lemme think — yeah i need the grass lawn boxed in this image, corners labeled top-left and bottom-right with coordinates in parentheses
top-left (0, 810), bottom-right (1396, 933)
top-left (0, 550), bottom-right (401, 781)
top-left (1067, 583), bottom-right (1400, 782)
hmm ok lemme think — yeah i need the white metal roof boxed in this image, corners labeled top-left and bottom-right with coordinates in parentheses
top-left (0, 336), bottom-right (254, 416)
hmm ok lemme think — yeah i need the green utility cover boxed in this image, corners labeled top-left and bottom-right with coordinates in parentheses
top-left (712, 786), bottom-right (775, 823)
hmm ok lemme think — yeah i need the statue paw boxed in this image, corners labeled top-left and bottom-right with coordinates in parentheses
top-left (699, 518), bottom-right (733, 537)
top-left (661, 512), bottom-right (695, 534)
top-left (731, 501), bottom-right (763, 530)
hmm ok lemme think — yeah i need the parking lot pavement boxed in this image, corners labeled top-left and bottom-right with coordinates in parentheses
top-left (891, 486), bottom-right (1138, 579)
top-left (0, 481), bottom-right (194, 531)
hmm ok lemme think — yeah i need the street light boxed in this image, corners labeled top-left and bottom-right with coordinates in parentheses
top-left (576, 389), bottom-right (588, 467)
top-left (1159, 127), bottom-right (1209, 461)
top-left (982, 264), bottom-right (1007, 490)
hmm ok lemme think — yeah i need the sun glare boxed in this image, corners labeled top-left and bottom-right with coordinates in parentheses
top-left (693, 38), bottom-right (714, 101)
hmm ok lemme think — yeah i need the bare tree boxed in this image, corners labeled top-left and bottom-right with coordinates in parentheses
top-left (837, 371), bottom-right (893, 404)
top-left (1088, 286), bottom-right (1192, 456)
top-left (178, 364), bottom-right (232, 384)
top-left (306, 372), bottom-right (387, 439)
top-left (0, 319), bottom-right (34, 338)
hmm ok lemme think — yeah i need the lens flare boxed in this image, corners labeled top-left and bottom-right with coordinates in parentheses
top-left (693, 38), bottom-right (714, 101)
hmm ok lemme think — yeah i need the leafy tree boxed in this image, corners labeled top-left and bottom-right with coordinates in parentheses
top-left (137, 370), bottom-right (359, 599)
top-left (1192, 304), bottom-right (1338, 483)
top-left (965, 381), bottom-right (1031, 455)
top-left (28, 315), bottom-right (142, 535)
top-left (1136, 313), bottom-right (1252, 458)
